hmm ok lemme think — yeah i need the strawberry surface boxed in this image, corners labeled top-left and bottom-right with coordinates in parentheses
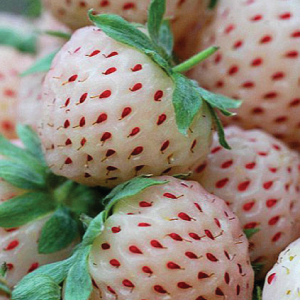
top-left (263, 237), bottom-right (300, 300)
top-left (189, 0), bottom-right (300, 149)
top-left (88, 176), bottom-right (254, 300)
top-left (39, 26), bottom-right (213, 188)
top-left (44, 0), bottom-right (208, 42)
top-left (192, 126), bottom-right (300, 278)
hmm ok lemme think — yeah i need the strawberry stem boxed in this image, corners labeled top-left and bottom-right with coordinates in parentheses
top-left (172, 46), bottom-right (219, 73)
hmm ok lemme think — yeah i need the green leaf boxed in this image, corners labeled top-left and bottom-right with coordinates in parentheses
top-left (147, 0), bottom-right (166, 45)
top-left (81, 212), bottom-right (105, 247)
top-left (21, 50), bottom-right (58, 76)
top-left (0, 192), bottom-right (56, 228)
top-left (64, 247), bottom-right (92, 300)
top-left (103, 177), bottom-right (168, 220)
top-left (0, 135), bottom-right (45, 173)
top-left (158, 20), bottom-right (174, 57)
top-left (0, 279), bottom-right (11, 296)
top-left (207, 104), bottom-right (231, 150)
top-left (0, 27), bottom-right (37, 54)
top-left (244, 228), bottom-right (260, 239)
top-left (0, 264), bottom-right (7, 277)
top-left (89, 12), bottom-right (156, 53)
top-left (252, 285), bottom-right (263, 300)
top-left (38, 207), bottom-right (78, 254)
top-left (44, 30), bottom-right (72, 40)
top-left (16, 125), bottom-right (45, 165)
top-left (12, 274), bottom-right (60, 300)
top-left (0, 160), bottom-right (45, 190)
top-left (171, 73), bottom-right (203, 135)
top-left (195, 85), bottom-right (242, 116)
top-left (209, 0), bottom-right (219, 9)
top-left (25, 0), bottom-right (42, 18)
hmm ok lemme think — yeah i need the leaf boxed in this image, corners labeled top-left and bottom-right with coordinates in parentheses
top-left (64, 247), bottom-right (92, 300)
top-left (195, 85), bottom-right (242, 116)
top-left (207, 104), bottom-right (231, 150)
top-left (252, 285), bottom-right (263, 300)
top-left (244, 228), bottom-right (260, 239)
top-left (209, 0), bottom-right (219, 9)
top-left (81, 212), bottom-right (105, 247)
top-left (44, 30), bottom-right (72, 40)
top-left (158, 20), bottom-right (174, 57)
top-left (0, 160), bottom-right (46, 190)
top-left (0, 279), bottom-right (11, 296)
top-left (0, 27), bottom-right (37, 54)
top-left (25, 0), bottom-right (42, 18)
top-left (21, 51), bottom-right (58, 76)
top-left (0, 135), bottom-right (44, 173)
top-left (12, 274), bottom-right (60, 300)
top-left (0, 264), bottom-right (7, 277)
top-left (38, 207), bottom-right (78, 254)
top-left (0, 192), bottom-right (56, 228)
top-left (147, 0), bottom-right (166, 45)
top-left (16, 125), bottom-right (45, 165)
top-left (103, 177), bottom-right (168, 220)
top-left (171, 73), bottom-right (203, 135)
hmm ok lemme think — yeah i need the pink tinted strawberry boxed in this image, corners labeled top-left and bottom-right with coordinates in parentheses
top-left (44, 0), bottom-right (208, 42)
top-left (39, 26), bottom-right (213, 188)
top-left (189, 0), bottom-right (300, 149)
top-left (191, 126), bottom-right (300, 278)
top-left (88, 176), bottom-right (254, 300)
top-left (262, 237), bottom-right (300, 300)
top-left (0, 47), bottom-right (33, 139)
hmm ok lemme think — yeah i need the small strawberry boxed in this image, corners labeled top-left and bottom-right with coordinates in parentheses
top-left (39, 0), bottom-right (238, 188)
top-left (191, 126), bottom-right (300, 278)
top-left (189, 0), bottom-right (300, 149)
top-left (44, 0), bottom-right (208, 43)
top-left (0, 47), bottom-right (33, 139)
top-left (13, 176), bottom-right (254, 300)
top-left (262, 237), bottom-right (300, 300)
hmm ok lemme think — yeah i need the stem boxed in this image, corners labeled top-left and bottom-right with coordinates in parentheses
top-left (172, 46), bottom-right (219, 73)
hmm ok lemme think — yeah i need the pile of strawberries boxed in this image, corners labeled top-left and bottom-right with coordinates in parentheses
top-left (0, 1), bottom-right (299, 300)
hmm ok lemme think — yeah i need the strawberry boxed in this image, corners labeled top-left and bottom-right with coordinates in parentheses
top-left (13, 176), bottom-right (254, 300)
top-left (262, 237), bottom-right (300, 300)
top-left (189, 0), bottom-right (300, 149)
top-left (39, 0), bottom-right (238, 188)
top-left (191, 126), bottom-right (300, 278)
top-left (0, 47), bottom-right (33, 139)
top-left (44, 0), bottom-right (208, 42)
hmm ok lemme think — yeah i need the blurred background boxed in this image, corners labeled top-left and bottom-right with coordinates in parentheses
top-left (0, 0), bottom-right (30, 14)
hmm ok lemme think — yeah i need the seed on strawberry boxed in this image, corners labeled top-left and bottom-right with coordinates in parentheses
top-left (189, 0), bottom-right (300, 150)
top-left (86, 176), bottom-right (253, 300)
top-left (262, 237), bottom-right (300, 300)
top-left (191, 126), bottom-right (300, 278)
top-left (39, 25), bottom-right (214, 187)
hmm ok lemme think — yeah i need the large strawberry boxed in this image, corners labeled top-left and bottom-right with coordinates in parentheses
top-left (262, 237), bottom-right (300, 300)
top-left (43, 0), bottom-right (208, 43)
top-left (39, 0), bottom-right (239, 188)
top-left (189, 0), bottom-right (300, 149)
top-left (191, 126), bottom-right (300, 278)
top-left (13, 176), bottom-right (254, 300)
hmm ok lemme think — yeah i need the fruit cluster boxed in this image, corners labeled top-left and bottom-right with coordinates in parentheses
top-left (0, 1), bottom-right (299, 300)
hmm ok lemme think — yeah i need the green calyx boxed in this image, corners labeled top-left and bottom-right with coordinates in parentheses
top-left (12, 176), bottom-right (168, 300)
top-left (0, 125), bottom-right (104, 256)
top-left (0, 264), bottom-right (11, 297)
top-left (88, 0), bottom-right (241, 148)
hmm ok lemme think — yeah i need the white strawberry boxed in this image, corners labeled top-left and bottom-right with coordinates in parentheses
top-left (262, 237), bottom-right (300, 300)
top-left (39, 25), bottom-right (214, 188)
top-left (189, 0), bottom-right (300, 150)
top-left (43, 0), bottom-right (208, 43)
top-left (87, 176), bottom-right (254, 300)
top-left (191, 126), bottom-right (300, 278)
top-left (0, 46), bottom-right (33, 139)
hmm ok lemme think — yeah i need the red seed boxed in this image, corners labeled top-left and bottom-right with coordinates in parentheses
top-left (65, 139), bottom-right (72, 145)
top-left (105, 52), bottom-right (118, 58)
top-left (157, 114), bottom-right (167, 125)
top-left (142, 266), bottom-right (153, 274)
top-left (272, 232), bottom-right (282, 242)
top-left (131, 64), bottom-right (142, 72)
top-left (266, 199), bottom-right (277, 207)
top-left (205, 230), bottom-right (214, 240)
top-left (138, 223), bottom-right (151, 227)
top-left (130, 146), bottom-right (143, 156)
top-left (130, 83), bottom-right (142, 91)
top-left (216, 178), bottom-right (229, 188)
top-left (198, 272), bottom-right (209, 279)
top-left (243, 201), bottom-right (255, 211)
top-left (111, 226), bottom-right (121, 233)
top-left (150, 240), bottom-right (164, 248)
top-left (160, 141), bottom-right (170, 152)
top-left (154, 285), bottom-right (167, 294)
top-left (267, 273), bottom-right (276, 284)
top-left (206, 253), bottom-right (218, 262)
top-left (95, 113), bottom-right (107, 124)
top-left (224, 272), bottom-right (230, 284)
top-left (65, 157), bottom-right (72, 164)
top-left (64, 120), bottom-right (70, 128)
top-left (122, 279), bottom-right (134, 288)
top-left (177, 282), bottom-right (192, 289)
top-left (139, 201), bottom-right (152, 207)
top-left (178, 212), bottom-right (193, 221)
top-left (27, 263), bottom-right (39, 273)
top-left (101, 243), bottom-right (110, 250)
top-left (189, 233), bottom-right (201, 240)
top-left (99, 90), bottom-right (112, 99)
top-left (164, 193), bottom-right (177, 199)
top-left (68, 74), bottom-right (78, 82)
top-left (79, 93), bottom-right (88, 103)
top-left (215, 287), bottom-right (224, 296)
top-left (168, 233), bottom-right (183, 241)
top-left (87, 50), bottom-right (100, 57)
top-left (167, 262), bottom-right (181, 269)
top-left (244, 222), bottom-right (258, 229)
top-left (263, 181), bottom-right (273, 190)
top-left (123, 2), bottom-right (135, 10)
top-left (121, 107), bottom-right (132, 119)
top-left (128, 127), bottom-right (140, 137)
top-left (154, 90), bottom-right (164, 101)
top-left (129, 246), bottom-right (143, 254)
top-left (110, 259), bottom-right (120, 267)
top-left (107, 286), bottom-right (116, 294)
top-left (221, 160), bottom-right (233, 168)
top-left (185, 252), bottom-right (198, 259)
top-left (194, 203), bottom-right (202, 212)
top-left (101, 132), bottom-right (112, 143)
top-left (238, 181), bottom-right (250, 191)
top-left (103, 67), bottom-right (117, 75)
top-left (269, 216), bottom-right (280, 226)
top-left (79, 117), bottom-right (85, 127)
